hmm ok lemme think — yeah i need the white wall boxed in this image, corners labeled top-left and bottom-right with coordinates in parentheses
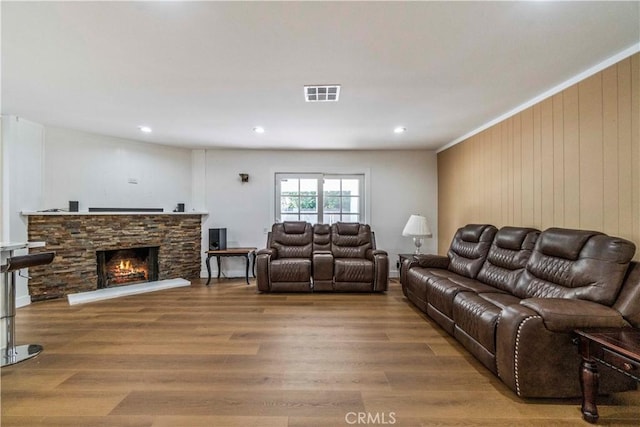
top-left (201, 149), bottom-right (437, 278)
top-left (1, 121), bottom-right (194, 313)
top-left (43, 127), bottom-right (193, 212)
top-left (2, 118), bottom-right (437, 312)
top-left (191, 149), bottom-right (207, 212)
top-left (0, 117), bottom-right (4, 240)
top-left (1, 116), bottom-right (45, 310)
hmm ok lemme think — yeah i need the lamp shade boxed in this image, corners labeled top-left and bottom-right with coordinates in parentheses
top-left (402, 215), bottom-right (432, 237)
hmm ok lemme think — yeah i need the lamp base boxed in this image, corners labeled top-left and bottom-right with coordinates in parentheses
top-left (413, 237), bottom-right (424, 254)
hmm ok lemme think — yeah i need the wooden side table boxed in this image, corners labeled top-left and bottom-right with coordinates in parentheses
top-left (205, 247), bottom-right (257, 285)
top-left (575, 328), bottom-right (640, 423)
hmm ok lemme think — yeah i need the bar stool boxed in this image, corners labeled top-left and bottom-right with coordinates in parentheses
top-left (1, 252), bottom-right (55, 367)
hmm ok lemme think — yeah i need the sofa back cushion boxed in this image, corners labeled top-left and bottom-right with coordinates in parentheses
top-left (313, 223), bottom-right (331, 252)
top-left (476, 227), bottom-right (539, 293)
top-left (514, 228), bottom-right (636, 305)
top-left (447, 224), bottom-right (498, 279)
top-left (271, 221), bottom-right (313, 259)
top-left (331, 222), bottom-right (373, 258)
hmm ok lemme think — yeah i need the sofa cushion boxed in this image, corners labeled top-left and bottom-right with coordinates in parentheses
top-left (283, 221), bottom-right (309, 234)
top-left (478, 292), bottom-right (522, 310)
top-left (334, 259), bottom-right (374, 283)
top-left (494, 227), bottom-right (536, 250)
top-left (447, 224), bottom-right (497, 279)
top-left (428, 270), bottom-right (505, 293)
top-left (313, 223), bottom-right (331, 252)
top-left (426, 272), bottom-right (503, 319)
top-left (476, 227), bottom-right (539, 293)
top-left (404, 267), bottom-right (432, 312)
top-left (514, 228), bottom-right (636, 305)
top-left (331, 223), bottom-right (373, 258)
top-left (537, 229), bottom-right (594, 260)
top-left (453, 292), bottom-right (502, 353)
top-left (271, 222), bottom-right (313, 259)
top-left (270, 259), bottom-right (311, 283)
top-left (336, 222), bottom-right (361, 235)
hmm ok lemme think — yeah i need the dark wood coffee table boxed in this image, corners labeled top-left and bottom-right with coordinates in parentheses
top-left (575, 328), bottom-right (640, 423)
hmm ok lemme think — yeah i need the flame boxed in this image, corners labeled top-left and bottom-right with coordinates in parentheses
top-left (118, 260), bottom-right (132, 271)
top-left (106, 252), bottom-right (149, 285)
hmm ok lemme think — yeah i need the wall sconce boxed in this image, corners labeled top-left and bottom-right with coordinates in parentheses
top-left (239, 173), bottom-right (249, 183)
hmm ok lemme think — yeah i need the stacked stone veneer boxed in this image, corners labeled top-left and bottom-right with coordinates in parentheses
top-left (27, 214), bottom-right (202, 301)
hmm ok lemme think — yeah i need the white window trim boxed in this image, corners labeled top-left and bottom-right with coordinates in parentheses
top-left (270, 167), bottom-right (371, 225)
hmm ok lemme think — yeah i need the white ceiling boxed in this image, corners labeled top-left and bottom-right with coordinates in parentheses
top-left (2, 1), bottom-right (639, 151)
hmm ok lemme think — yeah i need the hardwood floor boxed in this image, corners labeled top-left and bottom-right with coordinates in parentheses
top-left (2, 279), bottom-right (639, 426)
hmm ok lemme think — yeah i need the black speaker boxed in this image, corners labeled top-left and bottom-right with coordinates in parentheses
top-left (69, 201), bottom-right (79, 212)
top-left (209, 228), bottom-right (227, 250)
top-left (177, 203), bottom-right (185, 212)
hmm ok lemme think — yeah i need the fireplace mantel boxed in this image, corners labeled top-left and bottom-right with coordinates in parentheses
top-left (22, 211), bottom-right (208, 216)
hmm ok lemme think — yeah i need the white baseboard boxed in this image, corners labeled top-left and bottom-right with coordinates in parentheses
top-left (15, 295), bottom-right (32, 308)
top-left (67, 278), bottom-right (190, 305)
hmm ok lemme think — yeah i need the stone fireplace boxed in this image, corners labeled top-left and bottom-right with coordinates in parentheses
top-left (96, 246), bottom-right (159, 288)
top-left (25, 213), bottom-right (203, 300)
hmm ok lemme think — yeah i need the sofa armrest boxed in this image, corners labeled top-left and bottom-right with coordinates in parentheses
top-left (414, 254), bottom-right (449, 269)
top-left (365, 249), bottom-right (388, 260)
top-left (256, 249), bottom-right (276, 292)
top-left (520, 298), bottom-right (627, 333)
top-left (496, 301), bottom-right (630, 398)
top-left (371, 251), bottom-right (389, 292)
top-left (399, 255), bottom-right (444, 287)
top-left (257, 248), bottom-right (277, 258)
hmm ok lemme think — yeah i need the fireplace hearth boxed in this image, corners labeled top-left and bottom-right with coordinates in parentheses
top-left (96, 246), bottom-right (159, 288)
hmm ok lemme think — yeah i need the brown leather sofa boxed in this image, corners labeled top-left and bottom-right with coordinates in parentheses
top-left (401, 224), bottom-right (639, 398)
top-left (257, 221), bottom-right (388, 292)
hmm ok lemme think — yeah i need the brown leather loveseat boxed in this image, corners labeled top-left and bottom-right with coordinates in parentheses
top-left (401, 224), bottom-right (639, 398)
top-left (257, 221), bottom-right (388, 293)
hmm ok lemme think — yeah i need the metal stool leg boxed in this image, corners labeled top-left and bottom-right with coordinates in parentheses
top-left (0, 252), bottom-right (55, 367)
top-left (2, 269), bottom-right (42, 367)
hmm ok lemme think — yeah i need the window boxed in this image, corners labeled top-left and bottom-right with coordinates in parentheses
top-left (276, 173), bottom-right (364, 224)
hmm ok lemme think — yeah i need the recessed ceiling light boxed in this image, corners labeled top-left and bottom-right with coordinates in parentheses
top-left (138, 125), bottom-right (152, 133)
top-left (253, 126), bottom-right (265, 134)
top-left (394, 127), bottom-right (406, 134)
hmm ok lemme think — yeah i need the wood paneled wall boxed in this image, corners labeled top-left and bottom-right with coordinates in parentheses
top-left (438, 53), bottom-right (640, 261)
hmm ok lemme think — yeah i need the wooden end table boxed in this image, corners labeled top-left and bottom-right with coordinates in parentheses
top-left (205, 247), bottom-right (257, 285)
top-left (575, 328), bottom-right (640, 423)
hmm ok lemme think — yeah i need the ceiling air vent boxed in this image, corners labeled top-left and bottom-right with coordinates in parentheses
top-left (304, 85), bottom-right (340, 102)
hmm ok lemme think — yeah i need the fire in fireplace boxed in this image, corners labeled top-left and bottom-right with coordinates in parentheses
top-left (96, 247), bottom-right (159, 288)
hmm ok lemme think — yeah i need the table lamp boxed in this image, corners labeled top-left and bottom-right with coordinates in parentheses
top-left (402, 214), bottom-right (432, 254)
